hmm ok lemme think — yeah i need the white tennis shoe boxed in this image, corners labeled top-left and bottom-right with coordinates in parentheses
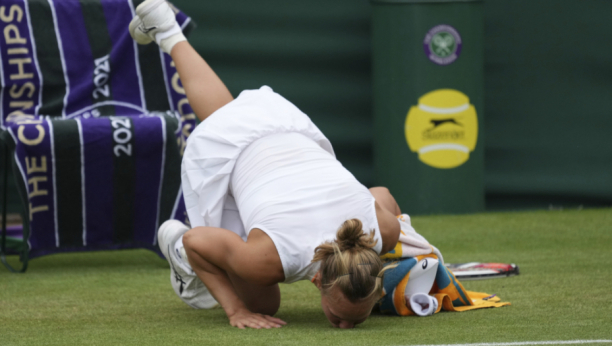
top-left (158, 220), bottom-right (219, 309)
top-left (128, 0), bottom-right (185, 54)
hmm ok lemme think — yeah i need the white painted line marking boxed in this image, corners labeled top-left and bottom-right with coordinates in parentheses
top-left (397, 340), bottom-right (612, 346)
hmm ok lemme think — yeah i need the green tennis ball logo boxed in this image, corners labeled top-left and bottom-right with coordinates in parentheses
top-left (405, 89), bottom-right (478, 169)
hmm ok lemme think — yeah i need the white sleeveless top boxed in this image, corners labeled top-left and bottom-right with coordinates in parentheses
top-left (231, 132), bottom-right (382, 282)
top-left (181, 86), bottom-right (382, 283)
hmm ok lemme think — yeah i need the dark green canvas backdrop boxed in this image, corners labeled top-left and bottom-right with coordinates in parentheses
top-left (172, 0), bottom-right (377, 189)
top-left (3, 0), bottom-right (611, 214)
top-left (370, 0), bottom-right (486, 215)
top-left (482, 0), bottom-right (612, 209)
top-left (173, 0), bottom-right (611, 211)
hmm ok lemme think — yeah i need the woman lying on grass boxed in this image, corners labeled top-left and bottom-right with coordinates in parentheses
top-left (129, 0), bottom-right (401, 329)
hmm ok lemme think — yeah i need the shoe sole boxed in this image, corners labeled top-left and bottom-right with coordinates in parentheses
top-left (134, 0), bottom-right (177, 40)
top-left (158, 219), bottom-right (188, 260)
top-left (157, 220), bottom-right (219, 309)
top-left (158, 221), bottom-right (220, 309)
top-left (135, 0), bottom-right (166, 17)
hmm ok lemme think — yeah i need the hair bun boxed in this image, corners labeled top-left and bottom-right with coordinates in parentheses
top-left (336, 218), bottom-right (376, 251)
top-left (312, 218), bottom-right (389, 303)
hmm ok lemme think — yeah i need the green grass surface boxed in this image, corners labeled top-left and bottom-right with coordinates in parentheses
top-left (2, 208), bottom-right (611, 346)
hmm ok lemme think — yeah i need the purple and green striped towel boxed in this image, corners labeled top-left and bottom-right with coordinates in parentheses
top-left (0, 0), bottom-right (196, 258)
top-left (2, 112), bottom-right (186, 258)
top-left (0, 0), bottom-right (196, 154)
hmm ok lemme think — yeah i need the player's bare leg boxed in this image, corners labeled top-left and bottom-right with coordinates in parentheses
top-left (169, 42), bottom-right (233, 122)
top-left (129, 0), bottom-right (233, 121)
top-left (131, 1), bottom-right (282, 329)
top-left (369, 187), bottom-right (401, 215)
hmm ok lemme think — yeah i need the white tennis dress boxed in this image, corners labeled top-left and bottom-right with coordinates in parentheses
top-left (181, 86), bottom-right (382, 283)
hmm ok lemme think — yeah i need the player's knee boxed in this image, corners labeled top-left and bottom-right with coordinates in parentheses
top-left (369, 186), bottom-right (390, 195)
top-left (369, 186), bottom-right (393, 202)
top-left (238, 282), bottom-right (281, 316)
top-left (182, 226), bottom-right (206, 252)
top-left (249, 301), bottom-right (280, 316)
top-left (246, 291), bottom-right (280, 316)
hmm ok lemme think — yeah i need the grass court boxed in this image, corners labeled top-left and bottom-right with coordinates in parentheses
top-left (2, 208), bottom-right (611, 346)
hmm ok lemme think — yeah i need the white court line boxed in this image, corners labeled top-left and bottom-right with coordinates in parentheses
top-left (397, 340), bottom-right (612, 346)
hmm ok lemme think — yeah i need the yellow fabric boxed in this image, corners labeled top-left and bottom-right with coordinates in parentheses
top-left (432, 262), bottom-right (510, 313)
top-left (380, 230), bottom-right (405, 260)
top-left (392, 253), bottom-right (441, 316)
top-left (380, 251), bottom-right (511, 316)
top-left (394, 272), bottom-right (414, 316)
top-left (433, 292), bottom-right (510, 312)
top-left (377, 215), bottom-right (511, 316)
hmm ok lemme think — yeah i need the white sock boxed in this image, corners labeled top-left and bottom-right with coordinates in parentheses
top-left (155, 22), bottom-right (186, 54)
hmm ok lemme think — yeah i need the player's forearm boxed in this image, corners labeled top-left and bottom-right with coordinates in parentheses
top-left (192, 263), bottom-right (247, 317)
top-left (183, 227), bottom-right (250, 317)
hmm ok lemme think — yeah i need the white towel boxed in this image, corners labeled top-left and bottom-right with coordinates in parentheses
top-left (409, 293), bottom-right (439, 317)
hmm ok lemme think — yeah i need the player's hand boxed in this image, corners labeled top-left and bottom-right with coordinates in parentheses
top-left (228, 309), bottom-right (287, 329)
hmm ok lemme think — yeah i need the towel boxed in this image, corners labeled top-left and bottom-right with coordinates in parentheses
top-left (380, 214), bottom-right (444, 262)
top-left (377, 214), bottom-right (511, 316)
top-left (0, 0), bottom-right (196, 155)
top-left (0, 0), bottom-right (196, 259)
top-left (2, 112), bottom-right (184, 259)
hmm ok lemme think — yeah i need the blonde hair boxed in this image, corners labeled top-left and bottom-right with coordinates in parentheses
top-left (312, 219), bottom-right (395, 303)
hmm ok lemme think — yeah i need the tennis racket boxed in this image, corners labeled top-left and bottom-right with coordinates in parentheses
top-left (445, 262), bottom-right (519, 280)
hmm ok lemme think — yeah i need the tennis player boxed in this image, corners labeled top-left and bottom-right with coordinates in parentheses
top-left (129, 0), bottom-right (401, 329)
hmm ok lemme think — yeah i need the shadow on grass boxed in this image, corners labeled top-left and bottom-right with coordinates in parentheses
top-left (1, 249), bottom-right (168, 275)
top-left (155, 303), bottom-right (332, 333)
